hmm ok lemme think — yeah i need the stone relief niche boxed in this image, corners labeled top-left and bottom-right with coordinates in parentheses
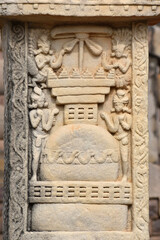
top-left (27, 24), bottom-right (133, 234)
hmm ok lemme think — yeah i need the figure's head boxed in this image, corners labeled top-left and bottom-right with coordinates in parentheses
top-left (31, 86), bottom-right (48, 108)
top-left (38, 35), bottom-right (50, 54)
top-left (113, 89), bottom-right (129, 113)
top-left (114, 102), bottom-right (123, 113)
top-left (113, 43), bottom-right (126, 58)
top-left (112, 28), bottom-right (132, 58)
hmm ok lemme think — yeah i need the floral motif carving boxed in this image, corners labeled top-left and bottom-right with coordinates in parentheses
top-left (4, 23), bottom-right (28, 240)
top-left (132, 22), bottom-right (149, 240)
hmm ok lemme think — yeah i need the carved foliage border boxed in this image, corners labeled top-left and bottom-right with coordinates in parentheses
top-left (3, 23), bottom-right (28, 240)
top-left (2, 21), bottom-right (150, 240)
top-left (132, 22), bottom-right (149, 240)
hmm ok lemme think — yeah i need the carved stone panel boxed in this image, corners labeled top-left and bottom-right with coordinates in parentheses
top-left (3, 21), bottom-right (149, 240)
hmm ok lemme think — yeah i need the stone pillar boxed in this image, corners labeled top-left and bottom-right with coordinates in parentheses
top-left (1, 1), bottom-right (160, 240)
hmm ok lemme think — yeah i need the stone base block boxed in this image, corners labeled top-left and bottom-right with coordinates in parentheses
top-left (32, 204), bottom-right (128, 231)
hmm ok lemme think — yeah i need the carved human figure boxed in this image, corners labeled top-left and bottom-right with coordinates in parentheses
top-left (101, 89), bottom-right (132, 181)
top-left (29, 86), bottom-right (59, 181)
top-left (102, 28), bottom-right (132, 87)
top-left (34, 34), bottom-right (67, 79)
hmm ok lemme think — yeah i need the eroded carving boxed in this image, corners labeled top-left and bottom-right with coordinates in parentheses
top-left (4, 23), bottom-right (27, 240)
top-left (26, 26), bottom-right (134, 234)
top-left (29, 86), bottom-right (59, 181)
top-left (34, 34), bottom-right (66, 74)
top-left (132, 23), bottom-right (149, 240)
top-left (44, 149), bottom-right (118, 165)
top-left (28, 33), bottom-right (67, 87)
top-left (102, 28), bottom-right (132, 88)
top-left (101, 89), bottom-right (132, 181)
top-left (4, 21), bottom-right (149, 239)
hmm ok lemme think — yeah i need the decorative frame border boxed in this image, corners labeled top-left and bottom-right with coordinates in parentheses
top-left (0, 2), bottom-right (159, 18)
top-left (3, 23), bottom-right (28, 240)
top-left (132, 22), bottom-right (149, 240)
top-left (3, 21), bottom-right (149, 240)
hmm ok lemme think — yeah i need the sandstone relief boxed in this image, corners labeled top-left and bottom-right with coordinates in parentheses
top-left (101, 89), bottom-right (132, 181)
top-left (2, 0), bottom-right (157, 236)
top-left (27, 25), bottom-right (134, 235)
top-left (3, 20), bottom-right (149, 240)
top-left (29, 86), bottom-right (59, 181)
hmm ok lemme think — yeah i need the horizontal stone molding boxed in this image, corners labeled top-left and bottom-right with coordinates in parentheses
top-left (0, 2), bottom-right (159, 21)
top-left (29, 181), bottom-right (132, 204)
top-left (0, 0), bottom-right (160, 5)
top-left (22, 232), bottom-right (133, 240)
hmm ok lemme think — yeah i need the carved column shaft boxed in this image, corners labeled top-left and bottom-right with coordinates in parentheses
top-left (3, 23), bottom-right (28, 240)
top-left (2, 20), bottom-right (150, 240)
top-left (132, 23), bottom-right (149, 239)
top-left (1, 0), bottom-right (158, 235)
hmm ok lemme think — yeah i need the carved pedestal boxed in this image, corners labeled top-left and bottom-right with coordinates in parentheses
top-left (2, 1), bottom-right (160, 240)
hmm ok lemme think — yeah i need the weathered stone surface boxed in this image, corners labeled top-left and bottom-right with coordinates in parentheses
top-left (32, 204), bottom-right (128, 231)
top-left (0, 0), bottom-right (160, 25)
top-left (0, 2), bottom-right (153, 240)
top-left (22, 232), bottom-right (133, 240)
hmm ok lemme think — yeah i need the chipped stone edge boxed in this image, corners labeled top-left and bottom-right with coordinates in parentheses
top-left (3, 21), bottom-right (150, 240)
top-left (0, 2), bottom-right (159, 18)
top-left (132, 22), bottom-right (149, 240)
top-left (3, 22), bottom-right (29, 240)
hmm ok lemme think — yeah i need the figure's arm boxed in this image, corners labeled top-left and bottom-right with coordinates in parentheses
top-left (101, 112), bottom-right (118, 133)
top-left (101, 52), bottom-right (113, 71)
top-left (117, 58), bottom-right (131, 73)
top-left (42, 108), bottom-right (59, 131)
top-left (35, 55), bottom-right (48, 70)
top-left (29, 110), bottom-right (41, 128)
top-left (50, 50), bottom-right (64, 69)
top-left (120, 114), bottom-right (132, 131)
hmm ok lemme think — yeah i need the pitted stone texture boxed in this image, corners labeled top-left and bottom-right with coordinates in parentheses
top-left (42, 124), bottom-right (119, 181)
top-left (0, 0), bottom-right (160, 24)
top-left (2, 19), bottom-right (150, 240)
top-left (32, 204), bottom-right (128, 231)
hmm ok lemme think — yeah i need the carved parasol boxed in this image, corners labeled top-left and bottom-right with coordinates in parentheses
top-left (51, 25), bottom-right (113, 71)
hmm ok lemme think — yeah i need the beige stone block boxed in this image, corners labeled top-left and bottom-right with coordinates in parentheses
top-left (48, 79), bottom-right (115, 88)
top-left (56, 94), bottom-right (105, 104)
top-left (32, 204), bottom-right (128, 231)
top-left (1, 18), bottom-right (151, 240)
top-left (52, 87), bottom-right (110, 96)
